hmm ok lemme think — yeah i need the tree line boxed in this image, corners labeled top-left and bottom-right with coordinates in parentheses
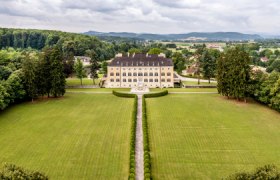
top-left (0, 46), bottom-right (65, 110)
top-left (217, 47), bottom-right (280, 111)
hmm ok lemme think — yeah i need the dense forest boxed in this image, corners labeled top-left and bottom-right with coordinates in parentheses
top-left (0, 28), bottom-right (117, 60)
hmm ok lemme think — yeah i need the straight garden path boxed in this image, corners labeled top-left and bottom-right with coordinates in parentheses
top-left (135, 94), bottom-right (144, 180)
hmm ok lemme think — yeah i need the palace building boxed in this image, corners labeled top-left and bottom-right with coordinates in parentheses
top-left (106, 53), bottom-right (174, 88)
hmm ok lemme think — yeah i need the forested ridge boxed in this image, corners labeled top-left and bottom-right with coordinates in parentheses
top-left (0, 27), bottom-right (116, 60)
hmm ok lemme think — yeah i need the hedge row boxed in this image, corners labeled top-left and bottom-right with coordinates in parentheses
top-left (142, 90), bottom-right (168, 179)
top-left (112, 90), bottom-right (135, 98)
top-left (129, 95), bottom-right (138, 179)
top-left (128, 94), bottom-right (138, 180)
top-left (142, 97), bottom-right (152, 179)
top-left (112, 90), bottom-right (137, 179)
top-left (144, 90), bottom-right (168, 98)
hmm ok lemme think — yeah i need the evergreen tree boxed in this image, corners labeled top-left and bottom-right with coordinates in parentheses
top-left (37, 48), bottom-right (52, 97)
top-left (200, 50), bottom-right (217, 83)
top-left (22, 53), bottom-right (38, 102)
top-left (217, 47), bottom-right (251, 101)
top-left (49, 46), bottom-right (65, 97)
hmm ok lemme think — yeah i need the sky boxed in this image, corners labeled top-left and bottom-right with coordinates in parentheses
top-left (0, 0), bottom-right (279, 34)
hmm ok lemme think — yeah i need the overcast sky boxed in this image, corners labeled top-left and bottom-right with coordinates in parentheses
top-left (0, 0), bottom-right (279, 34)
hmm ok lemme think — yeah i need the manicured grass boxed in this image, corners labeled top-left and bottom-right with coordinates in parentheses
top-left (182, 81), bottom-right (217, 86)
top-left (0, 93), bottom-right (133, 179)
top-left (146, 94), bottom-right (280, 179)
top-left (66, 78), bottom-right (100, 86)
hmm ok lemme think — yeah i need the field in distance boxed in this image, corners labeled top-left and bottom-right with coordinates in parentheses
top-left (147, 94), bottom-right (280, 179)
top-left (0, 93), bottom-right (133, 179)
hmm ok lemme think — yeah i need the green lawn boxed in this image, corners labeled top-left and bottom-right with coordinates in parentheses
top-left (146, 94), bottom-right (280, 179)
top-left (0, 93), bottom-right (133, 179)
top-left (183, 81), bottom-right (217, 86)
top-left (66, 78), bottom-right (101, 86)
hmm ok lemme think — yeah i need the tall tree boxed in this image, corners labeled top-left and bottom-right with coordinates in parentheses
top-left (5, 70), bottom-right (26, 103)
top-left (37, 48), bottom-right (52, 97)
top-left (49, 46), bottom-right (66, 97)
top-left (22, 53), bottom-right (38, 102)
top-left (86, 50), bottom-right (99, 85)
top-left (200, 50), bottom-right (217, 83)
top-left (172, 52), bottom-right (185, 73)
top-left (217, 47), bottom-right (251, 101)
top-left (74, 58), bottom-right (86, 85)
top-left (101, 61), bottom-right (108, 75)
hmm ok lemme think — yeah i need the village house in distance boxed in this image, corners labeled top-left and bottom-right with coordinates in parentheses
top-left (106, 53), bottom-right (175, 88)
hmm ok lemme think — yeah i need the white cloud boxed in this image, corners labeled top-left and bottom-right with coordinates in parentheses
top-left (0, 0), bottom-right (279, 34)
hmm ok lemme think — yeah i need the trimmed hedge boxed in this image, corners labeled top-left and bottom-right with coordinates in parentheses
top-left (129, 95), bottom-right (138, 179)
top-left (114, 90), bottom-right (167, 179)
top-left (142, 97), bottom-right (152, 179)
top-left (112, 90), bottom-right (135, 98)
top-left (144, 90), bottom-right (168, 98)
top-left (142, 90), bottom-right (168, 179)
top-left (112, 90), bottom-right (137, 179)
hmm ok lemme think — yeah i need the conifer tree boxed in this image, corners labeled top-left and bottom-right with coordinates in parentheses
top-left (49, 46), bottom-right (65, 97)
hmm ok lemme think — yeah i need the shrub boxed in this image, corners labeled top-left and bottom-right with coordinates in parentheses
top-left (0, 163), bottom-right (48, 180)
top-left (144, 90), bottom-right (168, 98)
top-left (142, 97), bottom-right (152, 179)
top-left (226, 164), bottom-right (280, 180)
top-left (128, 95), bottom-right (137, 179)
top-left (112, 90), bottom-right (135, 98)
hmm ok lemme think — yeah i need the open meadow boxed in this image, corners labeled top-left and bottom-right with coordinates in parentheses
top-left (0, 93), bottom-right (133, 179)
top-left (146, 94), bottom-right (280, 179)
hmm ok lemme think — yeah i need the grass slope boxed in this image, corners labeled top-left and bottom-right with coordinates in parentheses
top-left (147, 94), bottom-right (280, 179)
top-left (0, 93), bottom-right (133, 179)
top-left (66, 78), bottom-right (101, 86)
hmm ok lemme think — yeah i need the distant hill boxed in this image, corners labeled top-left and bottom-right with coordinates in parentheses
top-left (84, 31), bottom-right (263, 41)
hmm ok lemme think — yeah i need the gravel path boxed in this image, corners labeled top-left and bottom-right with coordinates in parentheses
top-left (135, 95), bottom-right (144, 180)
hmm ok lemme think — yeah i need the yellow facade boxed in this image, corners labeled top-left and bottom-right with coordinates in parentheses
top-left (106, 66), bottom-right (174, 88)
